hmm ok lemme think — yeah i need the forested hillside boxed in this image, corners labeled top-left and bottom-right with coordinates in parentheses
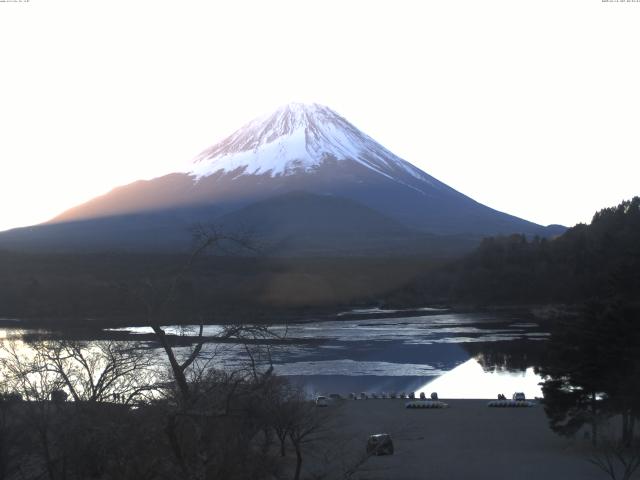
top-left (390, 197), bottom-right (640, 306)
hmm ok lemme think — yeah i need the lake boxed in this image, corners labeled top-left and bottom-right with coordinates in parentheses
top-left (1, 309), bottom-right (549, 399)
top-left (108, 309), bottom-right (549, 399)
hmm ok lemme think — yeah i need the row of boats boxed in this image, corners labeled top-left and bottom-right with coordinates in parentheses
top-left (316, 391), bottom-right (536, 408)
top-left (338, 391), bottom-right (437, 401)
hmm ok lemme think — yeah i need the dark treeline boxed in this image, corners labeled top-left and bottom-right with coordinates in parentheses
top-left (2, 198), bottom-right (638, 325)
top-left (538, 301), bottom-right (640, 447)
top-left (0, 252), bottom-right (439, 326)
top-left (389, 197), bottom-right (640, 307)
top-left (1, 197), bottom-right (638, 326)
top-left (463, 338), bottom-right (550, 373)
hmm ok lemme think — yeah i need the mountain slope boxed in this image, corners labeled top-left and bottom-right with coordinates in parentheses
top-left (215, 191), bottom-right (478, 256)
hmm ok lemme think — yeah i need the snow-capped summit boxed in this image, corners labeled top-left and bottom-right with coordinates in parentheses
top-left (189, 102), bottom-right (435, 189)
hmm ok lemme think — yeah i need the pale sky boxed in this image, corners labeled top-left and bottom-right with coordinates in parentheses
top-left (1, 0), bottom-right (638, 232)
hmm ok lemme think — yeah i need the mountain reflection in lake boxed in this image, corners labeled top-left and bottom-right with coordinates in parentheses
top-left (1, 312), bottom-right (548, 399)
top-left (266, 312), bottom-right (548, 398)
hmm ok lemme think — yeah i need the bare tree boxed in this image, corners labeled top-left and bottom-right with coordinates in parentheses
top-left (588, 434), bottom-right (640, 480)
top-left (33, 340), bottom-right (161, 404)
top-left (261, 376), bottom-right (299, 458)
top-left (131, 225), bottom-right (295, 480)
top-left (286, 392), bottom-right (332, 480)
top-left (0, 338), bottom-right (167, 480)
top-left (0, 387), bottom-right (23, 480)
top-left (140, 224), bottom-right (268, 406)
top-left (0, 341), bottom-right (66, 480)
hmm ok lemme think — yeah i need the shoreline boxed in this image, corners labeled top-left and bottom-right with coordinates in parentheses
top-left (0, 302), bottom-right (571, 331)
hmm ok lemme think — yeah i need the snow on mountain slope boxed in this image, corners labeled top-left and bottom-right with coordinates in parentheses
top-left (190, 103), bottom-right (440, 191)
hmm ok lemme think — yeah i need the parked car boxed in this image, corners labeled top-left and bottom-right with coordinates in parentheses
top-left (316, 396), bottom-right (329, 407)
top-left (359, 392), bottom-right (368, 400)
top-left (366, 433), bottom-right (394, 455)
top-left (50, 390), bottom-right (68, 403)
top-left (328, 393), bottom-right (343, 401)
top-left (512, 392), bottom-right (526, 401)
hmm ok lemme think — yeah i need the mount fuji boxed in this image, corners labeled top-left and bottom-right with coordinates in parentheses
top-left (0, 103), bottom-right (563, 255)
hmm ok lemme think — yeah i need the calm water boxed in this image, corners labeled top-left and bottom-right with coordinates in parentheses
top-left (1, 310), bottom-right (549, 399)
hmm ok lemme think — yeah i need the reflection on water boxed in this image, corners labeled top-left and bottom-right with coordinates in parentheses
top-left (336, 306), bottom-right (449, 316)
top-left (283, 359), bottom-right (544, 400)
top-left (417, 358), bottom-right (543, 399)
top-left (0, 311), bottom-right (549, 398)
top-left (273, 359), bottom-right (445, 377)
top-left (105, 325), bottom-right (226, 336)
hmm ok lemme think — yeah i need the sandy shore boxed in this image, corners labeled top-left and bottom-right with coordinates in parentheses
top-left (303, 399), bottom-right (602, 480)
